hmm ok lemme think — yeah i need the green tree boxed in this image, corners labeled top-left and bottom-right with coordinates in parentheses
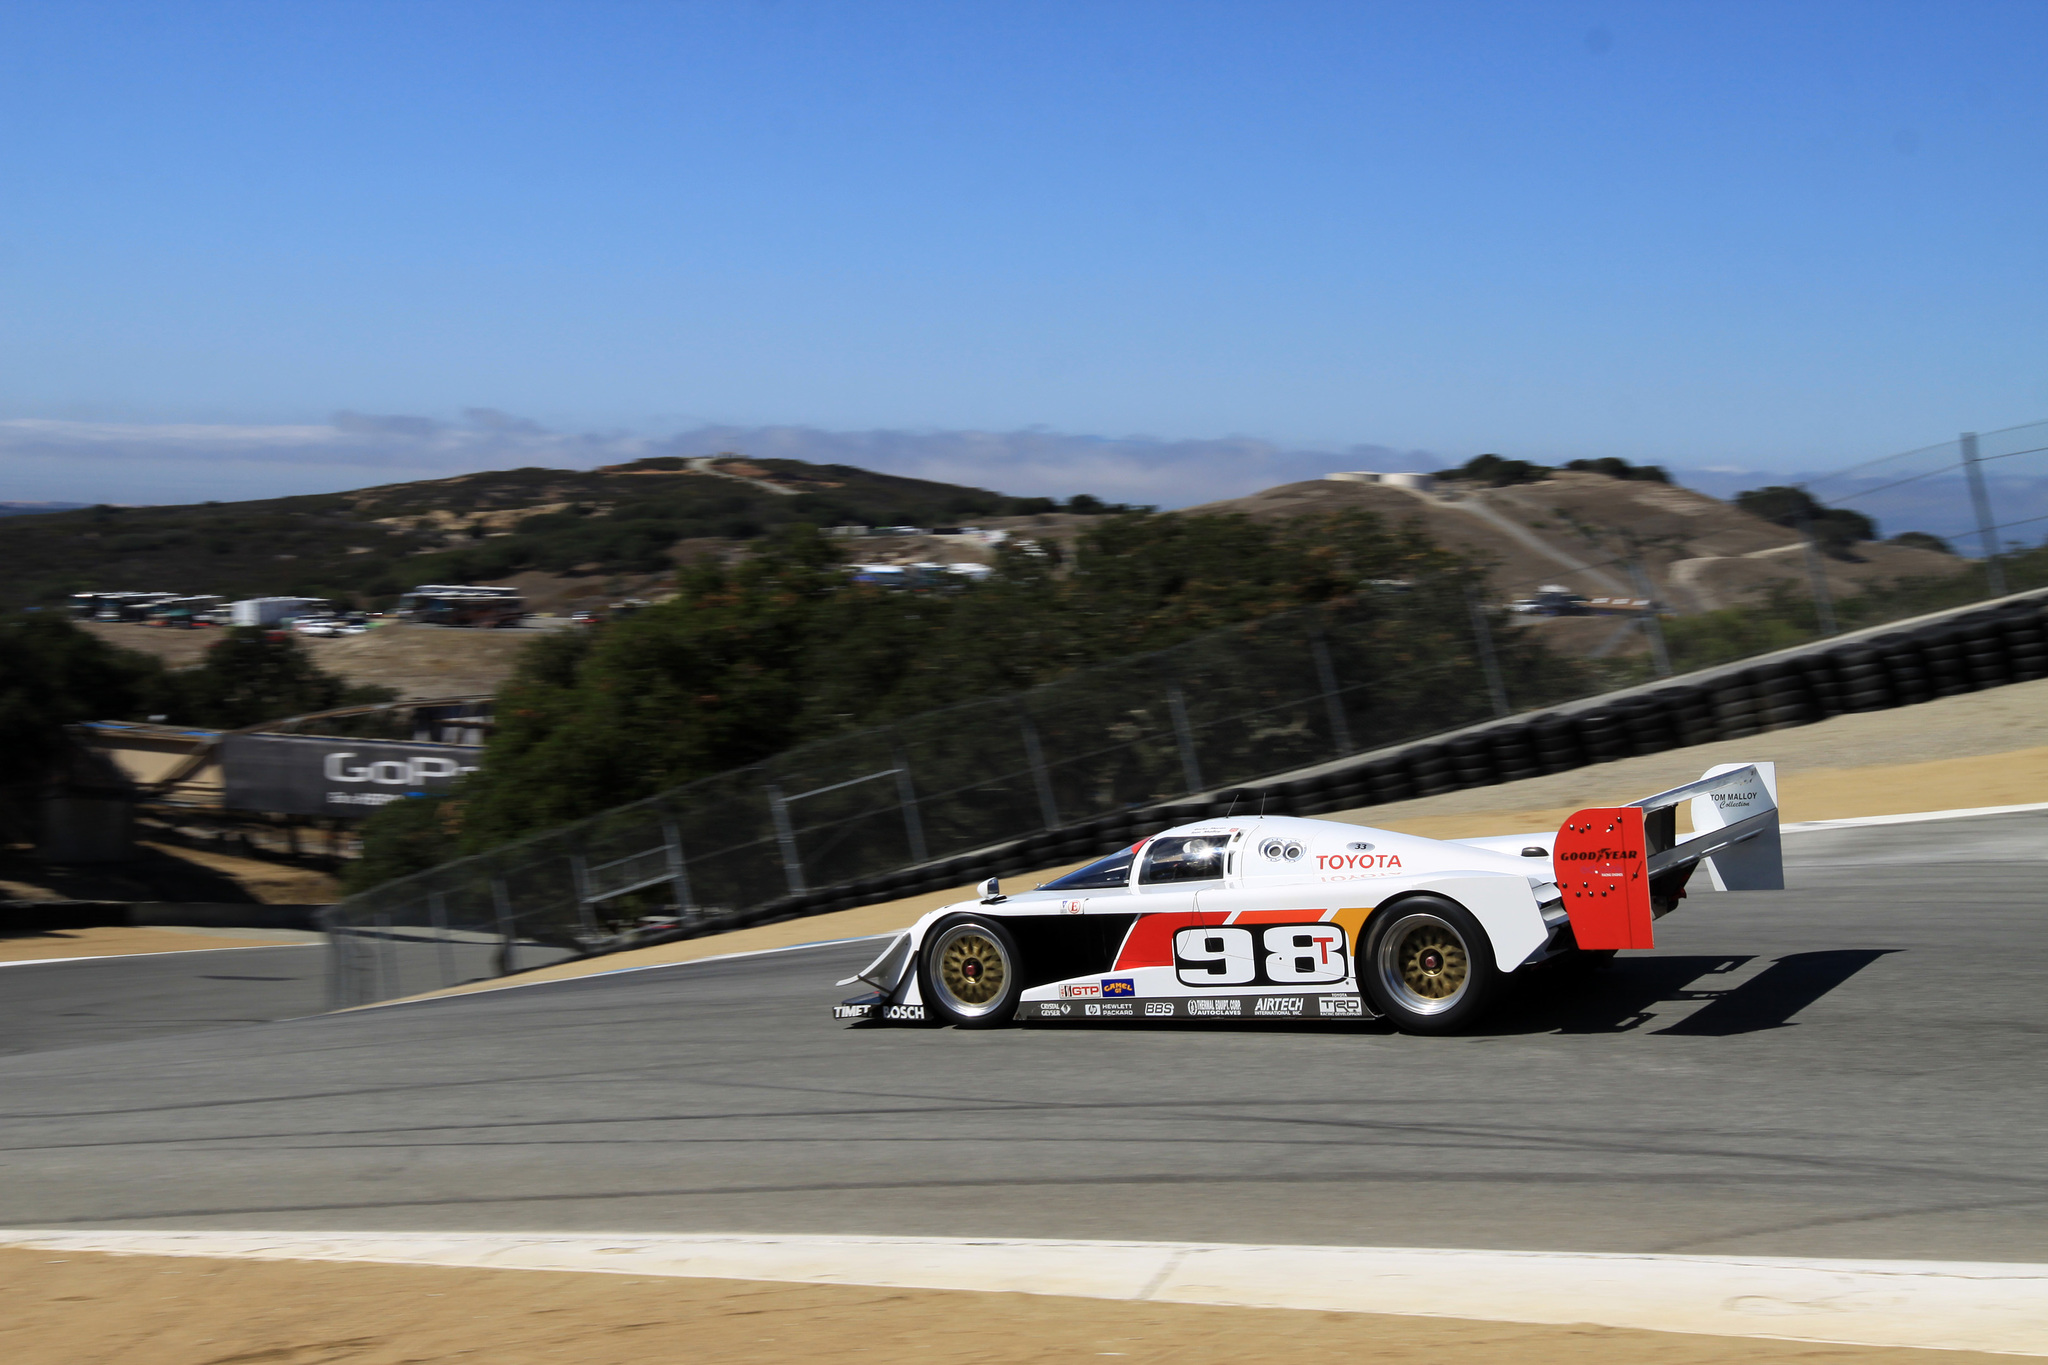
top-left (162, 628), bottom-right (393, 728)
top-left (439, 510), bottom-right (1480, 855)
top-left (1442, 454), bottom-right (1551, 487)
top-left (1733, 486), bottom-right (1877, 559)
top-left (0, 612), bottom-right (167, 774)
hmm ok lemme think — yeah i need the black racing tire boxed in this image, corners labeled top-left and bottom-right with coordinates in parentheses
top-left (1360, 895), bottom-right (1503, 1035)
top-left (918, 914), bottom-right (1023, 1028)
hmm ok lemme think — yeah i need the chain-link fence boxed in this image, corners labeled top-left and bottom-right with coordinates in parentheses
top-left (324, 574), bottom-right (1595, 1007)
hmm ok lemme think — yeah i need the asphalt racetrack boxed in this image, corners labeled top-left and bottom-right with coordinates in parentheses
top-left (0, 945), bottom-right (325, 1058)
top-left (1, 810), bottom-right (2043, 1262)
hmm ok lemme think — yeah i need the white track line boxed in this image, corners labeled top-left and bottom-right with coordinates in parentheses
top-left (1781, 800), bottom-right (2048, 833)
top-left (0, 943), bottom-right (316, 970)
top-left (2, 1230), bottom-right (2042, 1355)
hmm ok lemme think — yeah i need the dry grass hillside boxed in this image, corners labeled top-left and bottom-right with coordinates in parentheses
top-left (1183, 472), bottom-right (1964, 612)
top-left (83, 620), bottom-right (548, 702)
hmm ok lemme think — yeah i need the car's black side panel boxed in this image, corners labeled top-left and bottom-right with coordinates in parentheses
top-left (1010, 915), bottom-right (1139, 991)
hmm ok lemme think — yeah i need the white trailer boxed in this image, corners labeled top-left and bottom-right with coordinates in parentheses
top-left (230, 596), bottom-right (331, 628)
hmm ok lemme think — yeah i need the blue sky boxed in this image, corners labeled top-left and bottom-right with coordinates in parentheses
top-left (1, 1), bottom-right (2044, 506)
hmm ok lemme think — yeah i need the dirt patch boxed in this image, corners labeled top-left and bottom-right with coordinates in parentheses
top-left (0, 1246), bottom-right (2004, 1365)
top-left (0, 925), bottom-right (309, 963)
top-left (297, 624), bottom-right (541, 700)
top-left (0, 842), bottom-right (339, 906)
top-left (81, 619), bottom-right (545, 701)
top-left (1340, 675), bottom-right (2048, 841)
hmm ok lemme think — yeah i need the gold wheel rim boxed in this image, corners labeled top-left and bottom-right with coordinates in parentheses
top-left (1375, 913), bottom-right (1471, 1015)
top-left (938, 930), bottom-right (1006, 1008)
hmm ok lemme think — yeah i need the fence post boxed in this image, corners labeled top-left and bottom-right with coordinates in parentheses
top-left (660, 815), bottom-right (696, 917)
top-left (1794, 504), bottom-right (1841, 637)
top-left (890, 742), bottom-right (930, 866)
top-left (429, 891), bottom-right (454, 989)
top-left (766, 781), bottom-right (807, 898)
top-left (1462, 585), bottom-right (1512, 717)
top-left (568, 854), bottom-right (598, 941)
top-left (1165, 683), bottom-right (1205, 795)
top-left (324, 921), bottom-right (349, 1011)
top-left (1017, 705), bottom-right (1062, 830)
top-left (1962, 431), bottom-right (2008, 597)
top-left (1624, 551), bottom-right (1675, 676)
top-left (1309, 629), bottom-right (1355, 752)
top-left (491, 876), bottom-right (516, 977)
top-left (374, 912), bottom-right (397, 1002)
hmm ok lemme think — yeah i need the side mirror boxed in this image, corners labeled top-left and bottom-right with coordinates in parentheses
top-left (976, 877), bottom-right (1001, 901)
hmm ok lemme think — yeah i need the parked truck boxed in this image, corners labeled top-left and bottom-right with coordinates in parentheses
top-left (230, 596), bottom-right (332, 628)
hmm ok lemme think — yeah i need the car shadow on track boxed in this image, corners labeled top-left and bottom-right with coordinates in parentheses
top-left (1505, 949), bottom-right (1898, 1036)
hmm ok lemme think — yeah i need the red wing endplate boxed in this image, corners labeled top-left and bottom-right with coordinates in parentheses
top-left (1554, 807), bottom-right (1653, 950)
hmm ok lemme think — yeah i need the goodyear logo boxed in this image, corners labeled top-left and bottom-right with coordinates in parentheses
top-left (1101, 978), bottom-right (1136, 997)
top-left (1558, 847), bottom-right (1639, 862)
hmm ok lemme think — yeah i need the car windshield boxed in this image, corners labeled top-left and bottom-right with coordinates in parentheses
top-left (1139, 834), bottom-right (1228, 884)
top-left (1041, 845), bottom-right (1137, 891)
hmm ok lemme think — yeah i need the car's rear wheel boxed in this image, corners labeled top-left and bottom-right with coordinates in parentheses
top-left (1361, 896), bottom-right (1501, 1035)
top-left (918, 916), bottom-right (1022, 1027)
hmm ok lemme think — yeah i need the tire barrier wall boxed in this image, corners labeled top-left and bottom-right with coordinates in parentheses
top-left (323, 588), bottom-right (2048, 1007)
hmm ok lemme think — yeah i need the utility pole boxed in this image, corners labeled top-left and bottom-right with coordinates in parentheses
top-left (1961, 431), bottom-right (2008, 598)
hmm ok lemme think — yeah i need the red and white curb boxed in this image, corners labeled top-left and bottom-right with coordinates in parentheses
top-left (3, 1231), bottom-right (2044, 1354)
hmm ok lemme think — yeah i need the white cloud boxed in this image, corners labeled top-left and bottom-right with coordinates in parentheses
top-left (0, 414), bottom-right (1443, 508)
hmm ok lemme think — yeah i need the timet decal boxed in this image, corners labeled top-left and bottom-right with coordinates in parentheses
top-left (832, 1003), bottom-right (873, 1020)
top-left (1101, 978), bottom-right (1136, 997)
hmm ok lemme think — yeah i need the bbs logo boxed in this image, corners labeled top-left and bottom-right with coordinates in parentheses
top-left (1173, 923), bottom-right (1349, 987)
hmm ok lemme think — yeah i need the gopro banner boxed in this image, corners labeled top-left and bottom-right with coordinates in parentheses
top-left (220, 734), bottom-right (482, 818)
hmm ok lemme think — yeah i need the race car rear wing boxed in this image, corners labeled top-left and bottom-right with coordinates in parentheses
top-left (1555, 762), bottom-right (1782, 951)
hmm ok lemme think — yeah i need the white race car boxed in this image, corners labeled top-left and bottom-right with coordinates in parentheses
top-left (834, 763), bottom-right (1784, 1034)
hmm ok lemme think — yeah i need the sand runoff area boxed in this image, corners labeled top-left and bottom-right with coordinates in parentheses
top-left (9, 677), bottom-right (2048, 1363)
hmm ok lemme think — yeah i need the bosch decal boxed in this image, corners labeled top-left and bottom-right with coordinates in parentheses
top-left (882, 1004), bottom-right (925, 1022)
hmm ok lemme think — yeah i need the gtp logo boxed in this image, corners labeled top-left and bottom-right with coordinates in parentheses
top-left (1101, 978), bottom-right (1136, 997)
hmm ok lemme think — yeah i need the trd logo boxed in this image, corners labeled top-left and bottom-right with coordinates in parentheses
top-left (1173, 923), bottom-right (1348, 987)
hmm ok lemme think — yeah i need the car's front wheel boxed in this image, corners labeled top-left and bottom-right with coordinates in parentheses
top-left (918, 915), bottom-right (1022, 1027)
top-left (1361, 896), bottom-right (1502, 1035)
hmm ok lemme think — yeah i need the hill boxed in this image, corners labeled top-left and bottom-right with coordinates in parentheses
top-left (0, 456), bottom-right (1109, 615)
top-left (1182, 471), bottom-right (1968, 659)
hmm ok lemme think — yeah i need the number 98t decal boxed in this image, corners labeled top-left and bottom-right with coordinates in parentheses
top-left (1173, 924), bottom-right (1349, 986)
